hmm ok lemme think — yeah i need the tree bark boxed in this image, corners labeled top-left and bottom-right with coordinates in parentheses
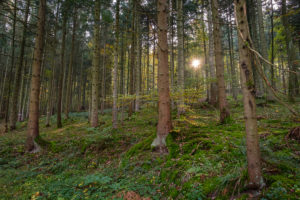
top-left (228, 6), bottom-right (238, 100)
top-left (26, 0), bottom-right (46, 152)
top-left (257, 0), bottom-right (274, 101)
top-left (152, 0), bottom-right (171, 153)
top-left (207, 0), bottom-right (217, 106)
top-left (234, 0), bottom-right (263, 188)
top-left (129, 0), bottom-right (136, 117)
top-left (177, 0), bottom-right (185, 115)
top-left (65, 8), bottom-right (77, 119)
top-left (135, 7), bottom-right (141, 112)
top-left (246, 0), bottom-right (264, 98)
top-left (4, 0), bottom-right (17, 133)
top-left (57, 15), bottom-right (67, 128)
top-left (46, 0), bottom-right (59, 127)
top-left (112, 0), bottom-right (120, 128)
top-left (281, 0), bottom-right (299, 102)
top-left (9, 0), bottom-right (30, 130)
top-left (91, 0), bottom-right (101, 127)
top-left (211, 0), bottom-right (230, 123)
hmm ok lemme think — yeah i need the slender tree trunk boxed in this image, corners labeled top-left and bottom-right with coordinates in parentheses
top-left (129, 0), bottom-right (136, 117)
top-left (228, 6), bottom-right (238, 100)
top-left (281, 0), bottom-right (299, 102)
top-left (65, 8), bottom-right (77, 119)
top-left (146, 18), bottom-right (150, 93)
top-left (112, 0), bottom-right (120, 128)
top-left (152, 33), bottom-right (156, 91)
top-left (26, 0), bottom-right (46, 152)
top-left (169, 0), bottom-right (175, 101)
top-left (91, 0), bottom-right (101, 127)
top-left (57, 15), bottom-right (67, 128)
top-left (9, 0), bottom-right (30, 130)
top-left (4, 0), bottom-right (17, 133)
top-left (247, 0), bottom-right (264, 98)
top-left (101, 41), bottom-right (106, 114)
top-left (0, 48), bottom-right (9, 118)
top-left (270, 0), bottom-right (275, 88)
top-left (207, 1), bottom-right (217, 106)
top-left (18, 60), bottom-right (26, 121)
top-left (135, 9), bottom-right (141, 112)
top-left (257, 0), bottom-right (274, 101)
top-left (46, 0), bottom-right (59, 127)
top-left (152, 0), bottom-right (171, 153)
top-left (201, 2), bottom-right (209, 101)
top-left (280, 56), bottom-right (287, 94)
top-left (177, 0), bottom-right (185, 115)
top-left (234, 0), bottom-right (263, 188)
top-left (211, 0), bottom-right (230, 123)
top-left (21, 52), bottom-right (33, 122)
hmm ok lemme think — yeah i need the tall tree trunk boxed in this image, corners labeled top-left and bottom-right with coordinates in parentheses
top-left (201, 1), bottom-right (209, 101)
top-left (169, 0), bottom-right (175, 101)
top-left (257, 0), bottom-right (273, 101)
top-left (91, 0), bottom-right (101, 127)
top-left (247, 0), bottom-right (264, 98)
top-left (65, 8), bottom-right (77, 119)
top-left (57, 15), bottom-right (67, 128)
top-left (280, 56), bottom-right (287, 94)
top-left (152, 0), bottom-right (171, 153)
top-left (281, 0), bottom-right (299, 102)
top-left (152, 33), bottom-right (156, 91)
top-left (228, 6), bottom-right (238, 100)
top-left (234, 0), bottom-right (263, 188)
top-left (129, 0), bottom-right (136, 117)
top-left (46, 0), bottom-right (59, 127)
top-left (9, 0), bottom-right (30, 130)
top-left (207, 0), bottom-right (217, 106)
top-left (270, 0), bottom-right (275, 88)
top-left (18, 60), bottom-right (26, 121)
top-left (177, 0), bottom-right (185, 115)
top-left (112, 0), bottom-right (120, 128)
top-left (101, 40), bottom-right (106, 114)
top-left (135, 9), bottom-right (141, 112)
top-left (211, 0), bottom-right (230, 123)
top-left (26, 0), bottom-right (46, 152)
top-left (4, 0), bottom-right (17, 133)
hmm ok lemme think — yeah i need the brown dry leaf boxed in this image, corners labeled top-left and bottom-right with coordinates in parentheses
top-left (114, 191), bottom-right (151, 200)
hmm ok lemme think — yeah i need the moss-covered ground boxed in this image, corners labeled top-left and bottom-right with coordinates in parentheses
top-left (0, 99), bottom-right (299, 199)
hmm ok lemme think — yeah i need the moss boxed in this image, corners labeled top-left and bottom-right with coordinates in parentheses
top-left (124, 133), bottom-right (156, 158)
top-left (166, 131), bottom-right (180, 158)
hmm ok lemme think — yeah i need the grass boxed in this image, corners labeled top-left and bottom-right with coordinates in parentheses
top-left (0, 100), bottom-right (299, 199)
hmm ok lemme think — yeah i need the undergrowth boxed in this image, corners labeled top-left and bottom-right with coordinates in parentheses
top-left (0, 102), bottom-right (299, 199)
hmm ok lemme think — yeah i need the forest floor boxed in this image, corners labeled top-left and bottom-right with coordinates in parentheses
top-left (0, 98), bottom-right (300, 200)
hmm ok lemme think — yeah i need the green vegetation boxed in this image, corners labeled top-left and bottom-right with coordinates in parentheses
top-left (1, 100), bottom-right (299, 199)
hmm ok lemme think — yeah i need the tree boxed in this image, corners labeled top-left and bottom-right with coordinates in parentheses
top-left (65, 7), bottom-right (78, 119)
top-left (9, 0), bottom-right (30, 130)
top-left (4, 0), bottom-right (17, 133)
top-left (234, 0), bottom-right (263, 188)
top-left (177, 0), bottom-right (185, 115)
top-left (128, 0), bottom-right (136, 117)
top-left (57, 14), bottom-right (67, 128)
top-left (281, 0), bottom-right (299, 102)
top-left (257, 0), bottom-right (273, 101)
top-left (211, 0), bottom-right (230, 123)
top-left (207, 0), bottom-right (217, 106)
top-left (91, 0), bottom-right (101, 127)
top-left (112, 0), bottom-right (120, 128)
top-left (46, 0), bottom-right (60, 127)
top-left (26, 0), bottom-right (47, 152)
top-left (152, 0), bottom-right (171, 153)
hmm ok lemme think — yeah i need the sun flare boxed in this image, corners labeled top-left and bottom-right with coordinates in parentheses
top-left (191, 59), bottom-right (201, 68)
